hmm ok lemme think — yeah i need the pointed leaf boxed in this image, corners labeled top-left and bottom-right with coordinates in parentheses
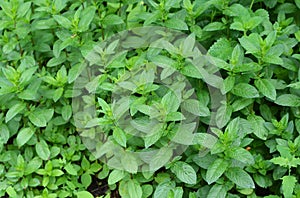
top-left (16, 127), bottom-right (34, 147)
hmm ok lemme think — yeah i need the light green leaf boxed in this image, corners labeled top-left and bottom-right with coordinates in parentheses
top-left (228, 147), bottom-right (254, 165)
top-left (192, 133), bottom-right (217, 148)
top-left (232, 83), bottom-right (259, 98)
top-left (150, 147), bottom-right (173, 171)
top-left (65, 163), bottom-right (77, 176)
top-left (128, 179), bottom-right (143, 198)
top-left (53, 15), bottom-right (71, 29)
top-left (232, 98), bottom-right (254, 112)
top-left (171, 161), bottom-right (197, 184)
top-left (36, 140), bottom-right (50, 160)
top-left (282, 175), bottom-right (297, 198)
top-left (16, 127), bottom-right (34, 147)
top-left (182, 99), bottom-right (210, 116)
top-left (208, 38), bottom-right (233, 61)
top-left (102, 14), bottom-right (124, 26)
top-left (239, 33), bottom-right (261, 54)
top-left (204, 22), bottom-right (226, 31)
top-left (121, 152), bottom-right (138, 174)
top-left (62, 105), bottom-right (72, 121)
top-left (225, 167), bottom-right (255, 188)
top-left (216, 102), bottom-right (232, 128)
top-left (24, 157), bottom-right (42, 175)
top-left (207, 184), bottom-right (227, 198)
top-left (296, 0), bottom-right (300, 9)
top-left (5, 102), bottom-right (26, 123)
top-left (165, 18), bottom-right (188, 30)
top-left (255, 79), bottom-right (276, 100)
top-left (0, 124), bottom-right (10, 143)
top-left (206, 158), bottom-right (229, 184)
top-left (78, 6), bottom-right (96, 32)
top-left (275, 94), bottom-right (300, 107)
top-left (76, 191), bottom-right (94, 198)
top-left (68, 62), bottom-right (86, 83)
top-left (29, 111), bottom-right (47, 127)
top-left (248, 114), bottom-right (268, 140)
top-left (153, 181), bottom-right (173, 198)
top-left (6, 186), bottom-right (17, 198)
top-left (108, 169), bottom-right (125, 185)
top-left (113, 127), bottom-right (126, 147)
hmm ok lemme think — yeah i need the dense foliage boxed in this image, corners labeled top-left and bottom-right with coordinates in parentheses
top-left (1, 0), bottom-right (300, 197)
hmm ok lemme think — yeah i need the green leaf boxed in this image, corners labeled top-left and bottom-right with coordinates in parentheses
top-left (52, 169), bottom-right (64, 177)
top-left (121, 152), bottom-right (138, 174)
top-left (228, 147), bottom-right (254, 165)
top-left (296, 0), bottom-right (300, 9)
top-left (128, 179), bottom-right (143, 198)
top-left (281, 175), bottom-right (297, 198)
top-left (16, 2), bottom-right (31, 18)
top-left (62, 105), bottom-right (72, 121)
top-left (232, 83), bottom-right (259, 98)
top-left (16, 127), bottom-right (34, 147)
top-left (0, 124), bottom-right (10, 143)
top-left (203, 22), bottom-right (226, 31)
top-left (113, 127), bottom-right (126, 147)
top-left (206, 158), bottom-right (229, 184)
top-left (108, 169), bottom-right (125, 185)
top-left (208, 38), bottom-right (233, 61)
top-left (171, 161), bottom-right (197, 184)
top-left (270, 157), bottom-right (289, 167)
top-left (76, 191), bottom-right (94, 198)
top-left (161, 91), bottom-right (180, 113)
top-left (216, 103), bottom-right (233, 128)
top-left (68, 62), bottom-right (86, 83)
top-left (207, 184), bottom-right (227, 198)
top-left (225, 167), bottom-right (255, 188)
top-left (46, 53), bottom-right (66, 67)
top-left (36, 140), bottom-right (50, 160)
top-left (255, 79), bottom-right (276, 100)
top-left (5, 102), bottom-right (26, 123)
top-left (6, 186), bottom-right (17, 198)
top-left (102, 14), bottom-right (124, 26)
top-left (182, 99), bottom-right (210, 116)
top-left (192, 133), bottom-right (217, 149)
top-left (78, 6), bottom-right (96, 32)
top-left (65, 163), bottom-right (77, 176)
top-left (53, 87), bottom-right (64, 102)
top-left (53, 15), bottom-right (72, 29)
top-left (153, 181), bottom-right (173, 198)
top-left (275, 94), bottom-right (300, 107)
top-left (165, 18), bottom-right (188, 30)
top-left (182, 33), bottom-right (195, 56)
top-left (119, 179), bottom-right (143, 198)
top-left (150, 147), bottom-right (173, 171)
top-left (248, 115), bottom-right (268, 140)
top-left (25, 157), bottom-right (42, 175)
top-left (29, 111), bottom-right (47, 127)
top-left (239, 33), bottom-right (261, 54)
top-left (221, 75), bottom-right (235, 94)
